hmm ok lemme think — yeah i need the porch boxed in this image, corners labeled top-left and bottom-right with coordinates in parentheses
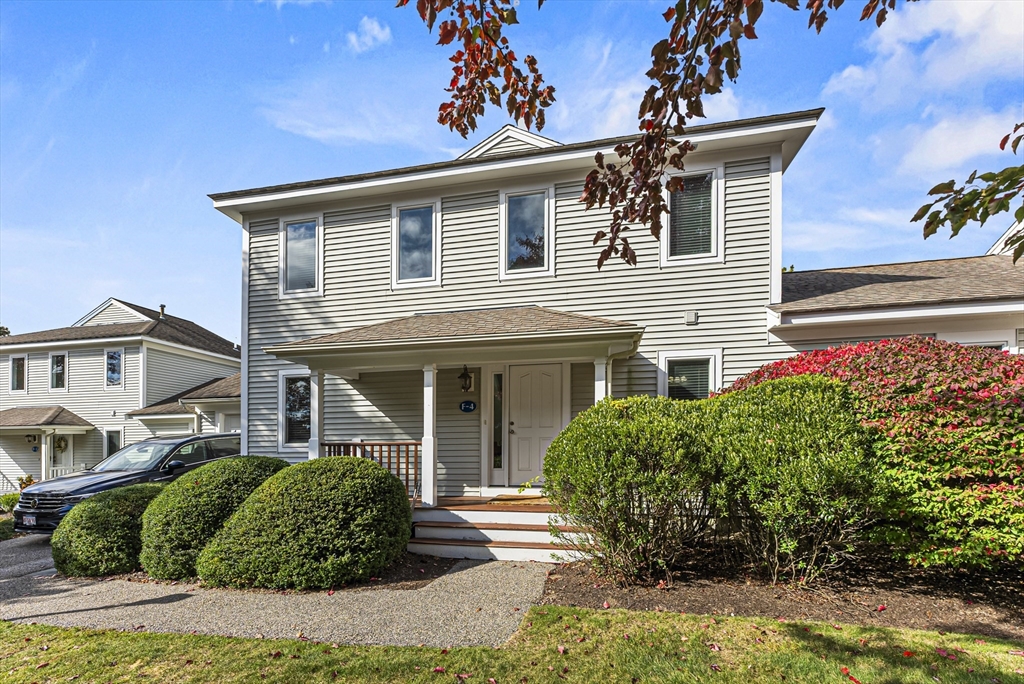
top-left (267, 305), bottom-right (644, 509)
top-left (0, 406), bottom-right (95, 488)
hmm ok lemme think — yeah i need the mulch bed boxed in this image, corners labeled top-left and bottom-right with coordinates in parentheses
top-left (541, 551), bottom-right (1024, 641)
top-left (105, 552), bottom-right (460, 593)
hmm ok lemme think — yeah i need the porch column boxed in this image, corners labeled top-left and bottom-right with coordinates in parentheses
top-left (422, 364), bottom-right (438, 507)
top-left (308, 370), bottom-right (324, 460)
top-left (594, 357), bottom-right (609, 404)
top-left (39, 434), bottom-right (49, 482)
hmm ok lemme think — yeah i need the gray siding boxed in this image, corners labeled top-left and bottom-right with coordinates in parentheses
top-left (436, 367), bottom-right (481, 496)
top-left (145, 347), bottom-right (239, 405)
top-left (570, 362), bottom-right (595, 419)
top-left (81, 303), bottom-right (147, 326)
top-left (244, 154), bottom-right (797, 482)
top-left (0, 436), bottom-right (36, 491)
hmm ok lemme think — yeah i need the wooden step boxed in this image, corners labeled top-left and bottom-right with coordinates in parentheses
top-left (413, 521), bottom-right (578, 533)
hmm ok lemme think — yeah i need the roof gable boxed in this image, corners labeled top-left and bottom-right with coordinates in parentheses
top-left (74, 298), bottom-right (153, 327)
top-left (457, 124), bottom-right (561, 160)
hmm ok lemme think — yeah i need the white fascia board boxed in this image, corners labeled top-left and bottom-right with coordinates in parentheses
top-left (130, 413), bottom-right (195, 420)
top-left (140, 339), bottom-right (242, 365)
top-left (0, 425), bottom-right (94, 433)
top-left (72, 298), bottom-right (152, 327)
top-left (1, 336), bottom-right (241, 365)
top-left (771, 300), bottom-right (1024, 328)
top-left (987, 221), bottom-right (1021, 256)
top-left (212, 116), bottom-right (819, 223)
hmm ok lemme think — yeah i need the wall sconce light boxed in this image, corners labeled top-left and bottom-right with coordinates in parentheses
top-left (25, 434), bottom-right (38, 444)
top-left (458, 365), bottom-right (474, 393)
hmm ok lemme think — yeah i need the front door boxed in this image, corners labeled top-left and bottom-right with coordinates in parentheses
top-left (508, 363), bottom-right (562, 486)
top-left (52, 434), bottom-right (73, 477)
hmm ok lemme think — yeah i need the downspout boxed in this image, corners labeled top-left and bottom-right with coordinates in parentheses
top-left (605, 331), bottom-right (644, 398)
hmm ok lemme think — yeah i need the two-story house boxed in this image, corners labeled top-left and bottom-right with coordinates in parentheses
top-left (0, 299), bottom-right (240, 490)
top-left (209, 108), bottom-right (1022, 560)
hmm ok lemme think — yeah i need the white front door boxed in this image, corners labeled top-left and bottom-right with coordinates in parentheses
top-left (52, 435), bottom-right (74, 477)
top-left (508, 363), bottom-right (562, 486)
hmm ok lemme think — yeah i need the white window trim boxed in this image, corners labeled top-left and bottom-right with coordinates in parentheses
top-left (48, 351), bottom-right (69, 393)
top-left (9, 354), bottom-right (27, 394)
top-left (104, 348), bottom-right (125, 391)
top-left (657, 348), bottom-right (723, 399)
top-left (391, 199), bottom-right (442, 290)
top-left (278, 368), bottom-right (312, 453)
top-left (498, 185), bottom-right (555, 281)
top-left (278, 213), bottom-right (324, 299)
top-left (660, 162), bottom-right (725, 267)
top-left (103, 427), bottom-right (123, 459)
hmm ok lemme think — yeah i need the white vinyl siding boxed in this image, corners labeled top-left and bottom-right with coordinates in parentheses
top-left (570, 362), bottom-right (595, 419)
top-left (145, 348), bottom-right (240, 405)
top-left (436, 367), bottom-right (481, 496)
top-left (80, 302), bottom-right (148, 326)
top-left (479, 136), bottom-right (542, 157)
top-left (243, 155), bottom-right (800, 485)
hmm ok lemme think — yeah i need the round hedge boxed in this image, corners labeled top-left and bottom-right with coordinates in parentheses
top-left (543, 395), bottom-right (715, 582)
top-left (140, 456), bottom-right (289, 580)
top-left (51, 484), bottom-right (164, 577)
top-left (196, 456), bottom-right (411, 589)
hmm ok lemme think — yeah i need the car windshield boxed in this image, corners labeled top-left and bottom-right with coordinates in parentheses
top-left (92, 442), bottom-right (176, 472)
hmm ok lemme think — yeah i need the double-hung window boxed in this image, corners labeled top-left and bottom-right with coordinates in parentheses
top-left (392, 202), bottom-right (440, 288)
top-left (500, 187), bottom-right (554, 279)
top-left (662, 168), bottom-right (723, 266)
top-left (657, 349), bottom-right (722, 401)
top-left (9, 355), bottom-right (26, 393)
top-left (279, 372), bottom-right (311, 450)
top-left (105, 349), bottom-right (123, 390)
top-left (49, 352), bottom-right (67, 392)
top-left (281, 217), bottom-right (321, 297)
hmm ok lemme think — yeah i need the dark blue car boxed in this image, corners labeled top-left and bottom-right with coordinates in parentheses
top-left (12, 433), bottom-right (241, 534)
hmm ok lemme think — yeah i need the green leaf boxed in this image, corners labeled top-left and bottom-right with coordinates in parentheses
top-left (927, 181), bottom-right (956, 196)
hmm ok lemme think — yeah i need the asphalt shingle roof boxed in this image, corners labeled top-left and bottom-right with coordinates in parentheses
top-left (771, 255), bottom-right (1024, 315)
top-left (127, 373), bottom-right (241, 418)
top-left (279, 306), bottom-right (641, 349)
top-left (0, 406), bottom-right (93, 428)
top-left (1, 302), bottom-right (240, 359)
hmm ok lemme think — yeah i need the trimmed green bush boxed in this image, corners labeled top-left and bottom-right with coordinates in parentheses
top-left (0, 492), bottom-right (19, 513)
top-left (543, 395), bottom-right (716, 583)
top-left (196, 457), bottom-right (411, 590)
top-left (708, 375), bottom-right (880, 582)
top-left (51, 484), bottom-right (164, 577)
top-left (140, 456), bottom-right (289, 580)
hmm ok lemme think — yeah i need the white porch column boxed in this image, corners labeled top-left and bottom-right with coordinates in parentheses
top-left (594, 357), bottom-right (609, 404)
top-left (308, 370), bottom-right (324, 460)
top-left (422, 364), bottom-right (438, 507)
top-left (39, 434), bottom-right (49, 482)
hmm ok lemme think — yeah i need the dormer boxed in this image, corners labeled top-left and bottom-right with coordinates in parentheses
top-left (457, 124), bottom-right (561, 160)
top-left (73, 298), bottom-right (155, 327)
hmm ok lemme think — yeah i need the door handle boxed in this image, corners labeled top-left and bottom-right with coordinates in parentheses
top-left (509, 428), bottom-right (515, 434)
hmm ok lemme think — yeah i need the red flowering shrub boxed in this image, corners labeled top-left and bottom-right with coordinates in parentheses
top-left (727, 336), bottom-right (1024, 568)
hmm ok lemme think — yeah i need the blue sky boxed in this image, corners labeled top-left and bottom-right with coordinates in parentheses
top-left (1, 0), bottom-right (1021, 342)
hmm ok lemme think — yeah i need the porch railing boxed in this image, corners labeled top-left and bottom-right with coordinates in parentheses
top-left (322, 441), bottom-right (421, 497)
top-left (49, 467), bottom-right (80, 480)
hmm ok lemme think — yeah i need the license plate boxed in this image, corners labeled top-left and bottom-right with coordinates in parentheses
top-left (23, 515), bottom-right (36, 526)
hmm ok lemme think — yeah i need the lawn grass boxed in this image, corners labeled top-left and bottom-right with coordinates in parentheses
top-left (2, 606), bottom-right (1021, 683)
top-left (0, 516), bottom-right (14, 542)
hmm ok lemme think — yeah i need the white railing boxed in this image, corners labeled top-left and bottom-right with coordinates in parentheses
top-left (48, 467), bottom-right (78, 479)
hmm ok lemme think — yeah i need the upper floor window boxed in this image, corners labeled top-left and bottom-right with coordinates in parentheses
top-left (662, 169), bottom-right (723, 266)
top-left (105, 349), bottom-right (123, 389)
top-left (392, 203), bottom-right (440, 288)
top-left (283, 219), bottom-right (319, 294)
top-left (500, 187), bottom-right (553, 279)
top-left (49, 352), bottom-right (67, 391)
top-left (9, 355), bottom-right (26, 393)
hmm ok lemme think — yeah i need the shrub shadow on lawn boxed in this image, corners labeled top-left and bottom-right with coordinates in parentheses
top-left (780, 622), bottom-right (1020, 684)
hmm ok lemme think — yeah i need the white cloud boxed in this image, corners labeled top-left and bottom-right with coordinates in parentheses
top-left (823, 0), bottom-right (1023, 110)
top-left (785, 206), bottom-right (923, 253)
top-left (898, 107), bottom-right (1020, 176)
top-left (255, 0), bottom-right (331, 8)
top-left (347, 17), bottom-right (392, 54)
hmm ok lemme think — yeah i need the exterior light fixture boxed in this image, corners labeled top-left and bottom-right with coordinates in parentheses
top-left (458, 365), bottom-right (473, 393)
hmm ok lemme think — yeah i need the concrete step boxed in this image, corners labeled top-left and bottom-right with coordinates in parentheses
top-left (407, 537), bottom-right (570, 562)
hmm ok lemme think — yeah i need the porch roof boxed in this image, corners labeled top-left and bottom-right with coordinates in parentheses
top-left (265, 306), bottom-right (644, 370)
top-left (0, 406), bottom-right (94, 430)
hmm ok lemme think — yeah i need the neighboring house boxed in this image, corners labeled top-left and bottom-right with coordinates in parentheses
top-left (128, 373), bottom-right (242, 436)
top-left (0, 299), bottom-right (240, 491)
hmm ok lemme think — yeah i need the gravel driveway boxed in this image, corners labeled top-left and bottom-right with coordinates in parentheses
top-left (0, 537), bottom-right (552, 647)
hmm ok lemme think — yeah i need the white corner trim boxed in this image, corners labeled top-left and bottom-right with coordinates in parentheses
top-left (278, 213), bottom-right (324, 300)
top-left (103, 347), bottom-right (125, 391)
top-left (498, 184), bottom-right (556, 281)
top-left (241, 221), bottom-right (250, 454)
top-left (769, 152), bottom-right (783, 304)
top-left (8, 354), bottom-right (27, 394)
top-left (47, 351), bottom-right (69, 393)
top-left (656, 348), bottom-right (723, 398)
top-left (138, 344), bottom-right (148, 408)
top-left (277, 367), bottom-right (312, 453)
top-left (659, 162), bottom-right (726, 268)
top-left (391, 199), bottom-right (443, 290)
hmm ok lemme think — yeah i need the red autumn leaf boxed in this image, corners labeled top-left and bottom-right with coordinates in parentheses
top-left (841, 667), bottom-right (850, 675)
top-left (708, 643), bottom-right (721, 651)
top-left (557, 645), bottom-right (566, 654)
top-left (903, 651), bottom-right (915, 657)
top-left (270, 651), bottom-right (282, 659)
top-left (710, 664), bottom-right (721, 671)
top-left (877, 605), bottom-right (887, 612)
top-left (36, 662), bottom-right (50, 669)
top-left (441, 648), bottom-right (449, 654)
top-left (848, 676), bottom-right (862, 684)
top-left (603, 602), bottom-right (610, 609)
top-left (327, 589), bottom-right (335, 596)
top-left (433, 666), bottom-right (446, 673)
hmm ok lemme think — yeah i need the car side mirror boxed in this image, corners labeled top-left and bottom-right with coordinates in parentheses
top-left (163, 460), bottom-right (186, 471)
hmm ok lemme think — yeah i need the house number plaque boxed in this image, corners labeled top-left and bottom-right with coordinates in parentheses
top-left (459, 400), bottom-right (477, 413)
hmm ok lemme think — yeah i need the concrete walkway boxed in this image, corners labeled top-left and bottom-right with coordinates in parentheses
top-left (0, 536), bottom-right (552, 647)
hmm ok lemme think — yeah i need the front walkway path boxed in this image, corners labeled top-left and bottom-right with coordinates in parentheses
top-left (0, 537), bottom-right (553, 647)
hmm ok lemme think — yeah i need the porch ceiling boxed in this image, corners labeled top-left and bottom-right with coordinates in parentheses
top-left (264, 305), bottom-right (644, 372)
